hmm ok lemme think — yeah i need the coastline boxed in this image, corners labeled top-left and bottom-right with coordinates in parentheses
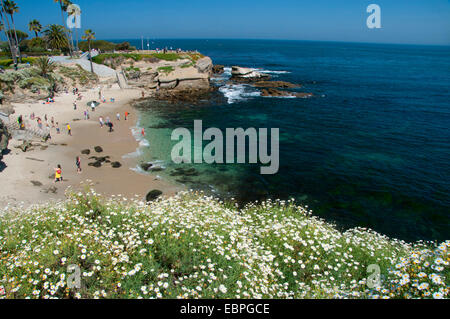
top-left (0, 86), bottom-right (181, 209)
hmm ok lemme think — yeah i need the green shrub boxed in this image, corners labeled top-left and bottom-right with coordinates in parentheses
top-left (0, 59), bottom-right (14, 67)
top-left (79, 40), bottom-right (116, 52)
top-left (58, 65), bottom-right (98, 85)
top-left (18, 76), bottom-right (51, 93)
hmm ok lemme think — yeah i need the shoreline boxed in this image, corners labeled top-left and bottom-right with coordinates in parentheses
top-left (0, 86), bottom-right (181, 209)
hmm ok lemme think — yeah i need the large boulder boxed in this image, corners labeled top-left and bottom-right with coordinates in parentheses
top-left (195, 57), bottom-right (213, 74)
top-left (146, 190), bottom-right (163, 202)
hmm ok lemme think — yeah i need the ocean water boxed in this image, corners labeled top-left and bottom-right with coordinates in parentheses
top-left (119, 39), bottom-right (450, 242)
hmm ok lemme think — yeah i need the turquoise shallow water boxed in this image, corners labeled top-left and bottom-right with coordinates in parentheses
top-left (121, 39), bottom-right (450, 242)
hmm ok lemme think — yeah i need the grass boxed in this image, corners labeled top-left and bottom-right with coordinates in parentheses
top-left (157, 66), bottom-right (175, 74)
top-left (180, 62), bottom-right (194, 68)
top-left (92, 52), bottom-right (202, 67)
top-left (0, 189), bottom-right (448, 299)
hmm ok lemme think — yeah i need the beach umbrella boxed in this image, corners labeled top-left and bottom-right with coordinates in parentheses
top-left (87, 101), bottom-right (100, 107)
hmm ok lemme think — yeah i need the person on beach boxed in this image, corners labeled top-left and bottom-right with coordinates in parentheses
top-left (76, 156), bottom-right (82, 173)
top-left (108, 121), bottom-right (114, 133)
top-left (106, 116), bottom-right (110, 125)
top-left (51, 117), bottom-right (55, 128)
top-left (99, 116), bottom-right (104, 128)
top-left (116, 113), bottom-right (120, 121)
top-left (56, 122), bottom-right (60, 134)
top-left (124, 111), bottom-right (129, 120)
top-left (17, 115), bottom-right (23, 129)
top-left (67, 124), bottom-right (72, 136)
top-left (54, 165), bottom-right (63, 183)
top-left (73, 102), bottom-right (77, 110)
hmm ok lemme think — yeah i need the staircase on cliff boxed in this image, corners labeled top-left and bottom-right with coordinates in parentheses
top-left (5, 122), bottom-right (49, 140)
top-left (116, 70), bottom-right (130, 89)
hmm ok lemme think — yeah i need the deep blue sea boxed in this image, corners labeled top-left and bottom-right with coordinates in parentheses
top-left (116, 39), bottom-right (450, 242)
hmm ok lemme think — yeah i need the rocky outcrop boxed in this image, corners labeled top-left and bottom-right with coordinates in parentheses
top-left (260, 88), bottom-right (313, 99)
top-left (231, 66), bottom-right (270, 83)
top-left (212, 65), bottom-right (225, 74)
top-left (253, 81), bottom-right (301, 89)
top-left (195, 57), bottom-right (213, 74)
top-left (158, 66), bottom-right (211, 91)
top-left (153, 87), bottom-right (216, 103)
top-left (0, 119), bottom-right (10, 161)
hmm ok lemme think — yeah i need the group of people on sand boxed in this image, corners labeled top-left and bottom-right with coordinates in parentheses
top-left (25, 86), bottom-right (126, 185)
top-left (21, 113), bottom-right (69, 139)
top-left (98, 111), bottom-right (130, 133)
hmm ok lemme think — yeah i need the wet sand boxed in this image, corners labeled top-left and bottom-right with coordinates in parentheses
top-left (0, 86), bottom-right (181, 209)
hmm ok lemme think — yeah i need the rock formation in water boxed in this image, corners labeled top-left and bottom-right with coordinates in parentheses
top-left (230, 66), bottom-right (271, 83)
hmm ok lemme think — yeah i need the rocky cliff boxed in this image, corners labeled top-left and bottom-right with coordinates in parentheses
top-left (0, 119), bottom-right (11, 161)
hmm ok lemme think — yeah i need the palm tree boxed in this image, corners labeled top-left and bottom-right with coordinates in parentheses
top-left (82, 29), bottom-right (95, 73)
top-left (3, 0), bottom-right (21, 62)
top-left (35, 56), bottom-right (56, 78)
top-left (43, 24), bottom-right (69, 51)
top-left (0, 0), bottom-right (16, 64)
top-left (53, 0), bottom-right (73, 56)
top-left (28, 19), bottom-right (42, 38)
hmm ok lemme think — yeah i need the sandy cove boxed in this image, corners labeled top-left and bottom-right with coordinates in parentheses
top-left (0, 86), bottom-right (181, 209)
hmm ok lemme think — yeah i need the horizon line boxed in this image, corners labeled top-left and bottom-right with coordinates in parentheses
top-left (99, 37), bottom-right (450, 48)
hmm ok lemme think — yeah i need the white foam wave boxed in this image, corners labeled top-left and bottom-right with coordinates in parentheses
top-left (211, 66), bottom-right (233, 83)
top-left (124, 125), bottom-right (150, 158)
top-left (258, 69), bottom-right (291, 75)
top-left (223, 67), bottom-right (232, 76)
top-left (219, 84), bottom-right (261, 104)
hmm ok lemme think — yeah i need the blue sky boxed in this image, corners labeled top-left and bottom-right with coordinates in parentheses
top-left (10, 0), bottom-right (450, 45)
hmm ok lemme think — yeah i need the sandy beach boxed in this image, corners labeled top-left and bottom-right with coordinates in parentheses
top-left (0, 85), bottom-right (181, 209)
